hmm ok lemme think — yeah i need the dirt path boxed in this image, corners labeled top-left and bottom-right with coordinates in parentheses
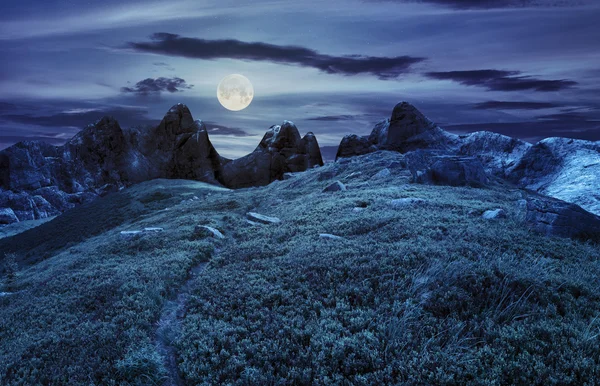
top-left (155, 261), bottom-right (209, 386)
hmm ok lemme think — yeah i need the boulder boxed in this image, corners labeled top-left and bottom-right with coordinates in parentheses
top-left (412, 156), bottom-right (488, 187)
top-left (524, 196), bottom-right (600, 239)
top-left (371, 168), bottom-right (391, 179)
top-left (482, 209), bottom-right (507, 220)
top-left (0, 208), bottom-right (18, 225)
top-left (323, 181), bottom-right (346, 192)
top-left (319, 233), bottom-right (344, 240)
top-left (246, 212), bottom-right (281, 224)
top-left (195, 225), bottom-right (225, 239)
top-left (509, 138), bottom-right (600, 216)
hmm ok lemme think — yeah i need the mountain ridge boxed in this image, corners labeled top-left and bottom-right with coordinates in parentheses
top-left (1, 100), bottom-right (599, 227)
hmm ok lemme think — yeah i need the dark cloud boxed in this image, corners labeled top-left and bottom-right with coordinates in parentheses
top-left (536, 112), bottom-right (596, 121)
top-left (1, 106), bottom-right (159, 130)
top-left (127, 33), bottom-right (425, 80)
top-left (365, 0), bottom-right (589, 9)
top-left (121, 77), bottom-right (193, 95)
top-left (306, 115), bottom-right (357, 121)
top-left (473, 101), bottom-right (561, 110)
top-left (203, 122), bottom-right (253, 137)
top-left (426, 69), bottom-right (577, 92)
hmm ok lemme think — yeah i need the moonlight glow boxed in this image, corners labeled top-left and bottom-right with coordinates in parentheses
top-left (217, 74), bottom-right (254, 111)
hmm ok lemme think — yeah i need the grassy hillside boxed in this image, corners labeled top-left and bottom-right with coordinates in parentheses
top-left (2, 151), bottom-right (600, 385)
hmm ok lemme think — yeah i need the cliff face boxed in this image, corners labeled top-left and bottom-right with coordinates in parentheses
top-left (0, 104), bottom-right (323, 223)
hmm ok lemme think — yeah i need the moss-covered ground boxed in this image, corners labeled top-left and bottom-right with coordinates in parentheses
top-left (1, 151), bottom-right (600, 385)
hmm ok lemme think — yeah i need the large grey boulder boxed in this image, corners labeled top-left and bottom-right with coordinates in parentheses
top-left (523, 196), bottom-right (600, 240)
top-left (509, 138), bottom-right (600, 216)
top-left (411, 156), bottom-right (489, 187)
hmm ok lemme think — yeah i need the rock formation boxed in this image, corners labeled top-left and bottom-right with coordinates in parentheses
top-left (220, 121), bottom-right (323, 189)
top-left (0, 105), bottom-right (323, 224)
top-left (337, 101), bottom-right (600, 217)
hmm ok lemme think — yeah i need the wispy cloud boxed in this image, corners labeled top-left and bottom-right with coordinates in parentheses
top-left (426, 69), bottom-right (577, 92)
top-left (364, 0), bottom-right (592, 9)
top-left (472, 101), bottom-right (561, 110)
top-left (127, 33), bottom-right (426, 80)
top-left (121, 77), bottom-right (193, 96)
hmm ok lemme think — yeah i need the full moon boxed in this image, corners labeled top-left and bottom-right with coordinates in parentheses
top-left (217, 74), bottom-right (254, 111)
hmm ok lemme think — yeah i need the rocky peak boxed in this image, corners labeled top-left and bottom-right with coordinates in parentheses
top-left (157, 103), bottom-right (196, 137)
top-left (259, 120), bottom-right (302, 152)
top-left (386, 102), bottom-right (437, 146)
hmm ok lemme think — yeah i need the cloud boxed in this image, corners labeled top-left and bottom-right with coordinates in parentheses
top-left (472, 101), bottom-right (561, 110)
top-left (426, 69), bottom-right (577, 92)
top-left (364, 0), bottom-right (590, 9)
top-left (306, 115), bottom-right (357, 121)
top-left (203, 122), bottom-right (253, 137)
top-left (121, 77), bottom-right (193, 95)
top-left (0, 106), bottom-right (159, 129)
top-left (127, 33), bottom-right (426, 80)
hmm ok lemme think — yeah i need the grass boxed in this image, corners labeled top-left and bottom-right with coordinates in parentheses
top-left (1, 150), bottom-right (600, 385)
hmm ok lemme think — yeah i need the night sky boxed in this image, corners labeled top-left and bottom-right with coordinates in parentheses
top-left (1, 0), bottom-right (599, 158)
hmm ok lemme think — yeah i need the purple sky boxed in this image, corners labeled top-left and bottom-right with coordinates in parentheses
top-left (1, 0), bottom-right (599, 158)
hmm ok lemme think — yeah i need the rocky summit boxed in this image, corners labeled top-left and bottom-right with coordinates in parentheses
top-left (0, 104), bottom-right (323, 224)
top-left (2, 100), bottom-right (600, 240)
top-left (337, 101), bottom-right (600, 218)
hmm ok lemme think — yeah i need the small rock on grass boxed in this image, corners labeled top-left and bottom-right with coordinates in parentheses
top-left (246, 212), bottom-right (281, 224)
top-left (482, 209), bottom-right (507, 220)
top-left (323, 180), bottom-right (346, 192)
top-left (120, 230), bottom-right (143, 237)
top-left (196, 225), bottom-right (225, 239)
top-left (319, 233), bottom-right (345, 240)
top-left (371, 168), bottom-right (391, 179)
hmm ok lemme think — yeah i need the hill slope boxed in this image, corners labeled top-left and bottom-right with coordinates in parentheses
top-left (1, 151), bottom-right (600, 385)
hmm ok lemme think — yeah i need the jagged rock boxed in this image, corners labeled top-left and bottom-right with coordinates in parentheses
top-left (335, 102), bottom-right (600, 217)
top-left (482, 209), bottom-right (507, 220)
top-left (0, 105), bottom-right (323, 221)
top-left (509, 138), bottom-right (600, 216)
top-left (458, 132), bottom-right (531, 177)
top-left (412, 156), bottom-right (488, 187)
top-left (246, 212), bottom-right (281, 224)
top-left (323, 181), bottom-right (346, 192)
top-left (524, 196), bottom-right (600, 239)
top-left (220, 121), bottom-right (323, 189)
top-left (336, 135), bottom-right (376, 160)
top-left (0, 208), bottom-right (18, 224)
top-left (336, 102), bottom-right (440, 160)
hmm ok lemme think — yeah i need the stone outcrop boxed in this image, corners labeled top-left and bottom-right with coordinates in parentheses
top-left (523, 196), bottom-right (600, 240)
top-left (0, 105), bottom-right (323, 223)
top-left (336, 101), bottom-right (600, 218)
top-left (410, 156), bottom-right (489, 187)
top-left (219, 121), bottom-right (323, 189)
